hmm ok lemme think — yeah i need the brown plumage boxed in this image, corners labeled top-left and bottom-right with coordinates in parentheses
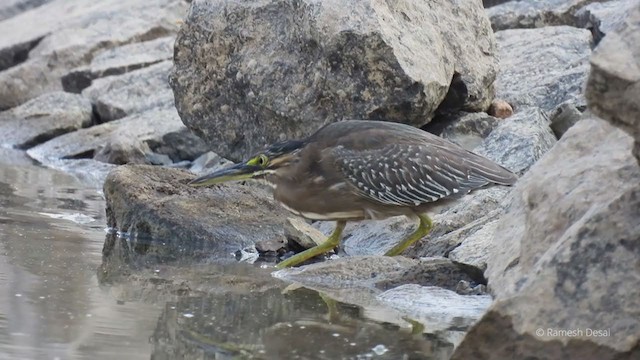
top-left (269, 120), bottom-right (517, 221)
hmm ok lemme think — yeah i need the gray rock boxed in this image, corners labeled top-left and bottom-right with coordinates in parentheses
top-left (487, 0), bottom-right (597, 31)
top-left (62, 36), bottom-right (175, 93)
top-left (189, 151), bottom-right (234, 175)
top-left (438, 112), bottom-right (502, 151)
top-left (146, 127), bottom-right (211, 163)
top-left (0, 91), bottom-right (92, 149)
top-left (586, 4), bottom-right (640, 145)
top-left (447, 218), bottom-right (499, 271)
top-left (82, 61), bottom-right (175, 122)
top-left (0, 0), bottom-right (185, 110)
top-left (26, 107), bottom-right (185, 166)
top-left (0, 0), bottom-right (52, 22)
top-left (495, 26), bottom-right (592, 112)
top-left (453, 118), bottom-right (640, 359)
top-left (171, 0), bottom-right (498, 161)
top-left (549, 101), bottom-right (584, 138)
top-left (273, 256), bottom-right (483, 292)
top-left (103, 165), bottom-right (290, 262)
top-left (575, 0), bottom-right (638, 43)
top-left (474, 107), bottom-right (557, 175)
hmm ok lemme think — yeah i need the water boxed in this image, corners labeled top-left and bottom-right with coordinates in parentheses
top-left (0, 158), bottom-right (457, 360)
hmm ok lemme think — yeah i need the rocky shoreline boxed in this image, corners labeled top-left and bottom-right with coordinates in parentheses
top-left (1, 0), bottom-right (639, 358)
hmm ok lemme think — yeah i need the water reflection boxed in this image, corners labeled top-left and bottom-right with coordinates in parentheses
top-left (0, 161), bottom-right (158, 359)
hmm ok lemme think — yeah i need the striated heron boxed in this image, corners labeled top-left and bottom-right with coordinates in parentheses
top-left (190, 120), bottom-right (517, 268)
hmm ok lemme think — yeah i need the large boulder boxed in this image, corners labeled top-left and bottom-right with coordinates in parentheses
top-left (170, 0), bottom-right (499, 161)
top-left (102, 165), bottom-right (291, 263)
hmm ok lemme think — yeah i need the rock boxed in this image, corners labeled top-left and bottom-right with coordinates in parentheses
top-left (171, 0), bottom-right (498, 161)
top-left (26, 107), bottom-right (186, 167)
top-left (103, 165), bottom-right (290, 263)
top-left (189, 151), bottom-right (234, 175)
top-left (495, 26), bottom-right (592, 112)
top-left (487, 99), bottom-right (513, 119)
top-left (549, 101), bottom-right (584, 138)
top-left (0, 0), bottom-right (185, 110)
top-left (436, 112), bottom-right (502, 151)
top-left (487, 0), bottom-right (596, 31)
top-left (145, 127), bottom-right (211, 163)
top-left (273, 256), bottom-right (483, 292)
top-left (575, 0), bottom-right (638, 43)
top-left (453, 118), bottom-right (640, 359)
top-left (0, 0), bottom-right (52, 22)
top-left (93, 136), bottom-right (151, 165)
top-left (473, 107), bottom-right (557, 175)
top-left (283, 217), bottom-right (325, 249)
top-left (586, 4), bottom-right (640, 146)
top-left (0, 91), bottom-right (92, 149)
top-left (62, 36), bottom-right (175, 93)
top-left (82, 61), bottom-right (175, 122)
top-left (447, 218), bottom-right (499, 271)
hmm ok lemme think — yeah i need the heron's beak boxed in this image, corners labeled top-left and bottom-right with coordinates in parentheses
top-left (188, 163), bottom-right (262, 186)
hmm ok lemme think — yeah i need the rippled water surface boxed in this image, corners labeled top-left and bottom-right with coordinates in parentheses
top-left (0, 158), bottom-right (457, 360)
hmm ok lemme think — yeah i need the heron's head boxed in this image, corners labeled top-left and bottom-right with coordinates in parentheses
top-left (188, 140), bottom-right (305, 187)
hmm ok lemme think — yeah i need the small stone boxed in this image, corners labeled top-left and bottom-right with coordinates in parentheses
top-left (487, 99), bottom-right (513, 119)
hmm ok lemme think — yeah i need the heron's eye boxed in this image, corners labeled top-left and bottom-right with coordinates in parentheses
top-left (258, 154), bottom-right (269, 167)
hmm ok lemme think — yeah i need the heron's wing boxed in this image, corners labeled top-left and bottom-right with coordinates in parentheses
top-left (332, 142), bottom-right (514, 207)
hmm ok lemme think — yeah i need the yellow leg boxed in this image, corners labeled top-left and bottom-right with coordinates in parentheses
top-left (276, 221), bottom-right (347, 268)
top-left (385, 214), bottom-right (433, 256)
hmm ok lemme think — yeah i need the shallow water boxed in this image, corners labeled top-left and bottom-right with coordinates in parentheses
top-left (0, 160), bottom-right (458, 360)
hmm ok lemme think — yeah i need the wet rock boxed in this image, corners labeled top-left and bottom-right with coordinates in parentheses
top-left (171, 0), bottom-right (498, 161)
top-left (487, 99), bottom-right (513, 119)
top-left (283, 217), bottom-right (325, 250)
top-left (82, 61), bottom-right (175, 122)
top-left (474, 107), bottom-right (556, 175)
top-left (576, 0), bottom-right (638, 43)
top-left (495, 26), bottom-right (592, 112)
top-left (273, 256), bottom-right (483, 292)
top-left (189, 151), bottom-right (234, 175)
top-left (453, 118), bottom-right (640, 359)
top-left (586, 4), bottom-right (640, 153)
top-left (0, 0), bottom-right (185, 110)
top-left (0, 0), bottom-right (52, 22)
top-left (26, 108), bottom-right (186, 167)
top-left (487, 0), bottom-right (597, 31)
top-left (103, 165), bottom-right (290, 263)
top-left (549, 101), bottom-right (584, 138)
top-left (0, 91), bottom-right (92, 149)
top-left (62, 36), bottom-right (174, 93)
